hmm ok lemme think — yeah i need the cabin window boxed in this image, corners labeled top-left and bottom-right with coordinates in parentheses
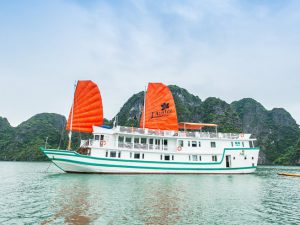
top-left (233, 157), bottom-right (235, 160)
top-left (105, 151), bottom-right (108, 157)
top-left (160, 155), bottom-right (162, 160)
top-left (178, 140), bottom-right (184, 147)
top-left (235, 141), bottom-right (240, 146)
top-left (252, 157), bottom-right (254, 160)
top-left (242, 142), bottom-right (244, 147)
top-left (142, 153), bottom-right (144, 159)
top-left (118, 152), bottom-right (121, 158)
top-left (188, 141), bottom-right (191, 147)
top-left (155, 139), bottom-right (161, 145)
top-left (95, 135), bottom-right (100, 141)
top-left (172, 155), bottom-right (174, 160)
top-left (244, 156), bottom-right (247, 160)
top-left (134, 137), bottom-right (139, 144)
top-left (231, 142), bottom-right (234, 147)
top-left (212, 155), bottom-right (217, 161)
top-left (134, 153), bottom-right (140, 159)
top-left (125, 137), bottom-right (132, 143)
top-left (211, 142), bottom-right (216, 148)
top-left (149, 139), bottom-right (154, 144)
top-left (110, 151), bottom-right (117, 158)
top-left (100, 135), bottom-right (104, 140)
top-left (130, 152), bottom-right (132, 158)
top-left (198, 141), bottom-right (201, 147)
top-left (118, 136), bottom-right (124, 142)
top-left (163, 140), bottom-right (168, 146)
top-left (141, 138), bottom-right (147, 144)
top-left (189, 155), bottom-right (191, 161)
top-left (192, 141), bottom-right (197, 147)
top-left (192, 155), bottom-right (198, 161)
top-left (164, 155), bottom-right (170, 161)
top-left (249, 141), bottom-right (253, 148)
top-left (199, 156), bottom-right (202, 161)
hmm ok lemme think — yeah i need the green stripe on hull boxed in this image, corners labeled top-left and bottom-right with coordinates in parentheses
top-left (53, 157), bottom-right (257, 171)
top-left (41, 147), bottom-right (259, 166)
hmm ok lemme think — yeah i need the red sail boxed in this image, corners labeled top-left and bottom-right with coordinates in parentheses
top-left (140, 83), bottom-right (178, 131)
top-left (66, 80), bottom-right (103, 133)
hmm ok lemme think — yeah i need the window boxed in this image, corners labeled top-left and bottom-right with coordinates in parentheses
top-left (95, 135), bottom-right (100, 141)
top-left (212, 155), bottom-right (217, 161)
top-left (189, 155), bottom-right (191, 161)
top-left (163, 140), bottom-right (168, 146)
top-left (149, 139), bottom-right (154, 144)
top-left (105, 151), bottom-right (108, 157)
top-left (142, 154), bottom-right (144, 159)
top-left (198, 141), bottom-right (201, 147)
top-left (164, 155), bottom-right (170, 161)
top-left (141, 138), bottom-right (147, 144)
top-left (188, 141), bottom-right (191, 147)
top-left (211, 142), bottom-right (216, 148)
top-left (130, 152), bottom-right (132, 158)
top-left (118, 152), bottom-right (121, 158)
top-left (244, 156), bottom-right (247, 160)
top-left (155, 139), bottom-right (160, 145)
top-left (110, 151), bottom-right (117, 158)
top-left (160, 155), bottom-right (163, 160)
top-left (233, 157), bottom-right (235, 160)
top-left (192, 155), bottom-right (198, 161)
top-left (172, 155), bottom-right (174, 160)
top-left (252, 157), bottom-right (254, 160)
top-left (178, 140), bottom-right (184, 147)
top-left (134, 153), bottom-right (140, 159)
top-left (192, 141), bottom-right (197, 147)
top-left (125, 137), bottom-right (132, 143)
top-left (231, 142), bottom-right (234, 147)
top-left (242, 142), bottom-right (244, 147)
top-left (134, 137), bottom-right (139, 144)
top-left (235, 141), bottom-right (240, 146)
top-left (100, 135), bottom-right (104, 140)
top-left (249, 141), bottom-right (253, 148)
top-left (118, 136), bottom-right (124, 142)
top-left (199, 156), bottom-right (202, 161)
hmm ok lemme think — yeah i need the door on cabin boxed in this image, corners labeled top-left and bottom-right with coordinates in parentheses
top-left (226, 155), bottom-right (231, 168)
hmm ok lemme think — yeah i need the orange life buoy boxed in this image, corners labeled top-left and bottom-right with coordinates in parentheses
top-left (177, 146), bottom-right (182, 151)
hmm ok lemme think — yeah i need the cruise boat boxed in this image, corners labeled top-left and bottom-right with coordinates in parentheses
top-left (41, 81), bottom-right (260, 174)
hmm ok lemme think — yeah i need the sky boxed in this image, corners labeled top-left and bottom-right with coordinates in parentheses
top-left (0, 0), bottom-right (300, 126)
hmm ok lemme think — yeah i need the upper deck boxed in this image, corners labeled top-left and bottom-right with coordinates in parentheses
top-left (93, 126), bottom-right (254, 140)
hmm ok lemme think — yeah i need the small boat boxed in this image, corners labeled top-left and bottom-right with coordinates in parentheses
top-left (278, 173), bottom-right (300, 177)
top-left (41, 80), bottom-right (260, 174)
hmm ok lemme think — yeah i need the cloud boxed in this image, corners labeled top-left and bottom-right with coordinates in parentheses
top-left (0, 0), bottom-right (299, 126)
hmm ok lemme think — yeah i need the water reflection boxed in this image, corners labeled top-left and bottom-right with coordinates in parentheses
top-left (41, 174), bottom-right (96, 225)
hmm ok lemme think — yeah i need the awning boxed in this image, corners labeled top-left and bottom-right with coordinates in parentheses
top-left (178, 122), bottom-right (218, 130)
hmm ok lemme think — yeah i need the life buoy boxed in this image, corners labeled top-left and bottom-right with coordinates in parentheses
top-left (177, 146), bottom-right (182, 151)
top-left (100, 140), bottom-right (106, 146)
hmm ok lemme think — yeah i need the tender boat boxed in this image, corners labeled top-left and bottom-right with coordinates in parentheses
top-left (41, 81), bottom-right (260, 174)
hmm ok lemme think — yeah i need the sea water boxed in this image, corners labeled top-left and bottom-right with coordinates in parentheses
top-left (0, 162), bottom-right (299, 225)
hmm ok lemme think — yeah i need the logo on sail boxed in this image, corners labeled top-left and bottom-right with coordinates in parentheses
top-left (151, 102), bottom-right (173, 119)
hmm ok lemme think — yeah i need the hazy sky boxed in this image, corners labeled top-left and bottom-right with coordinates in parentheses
top-left (0, 0), bottom-right (300, 126)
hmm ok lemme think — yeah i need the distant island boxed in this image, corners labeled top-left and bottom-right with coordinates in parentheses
top-left (0, 85), bottom-right (299, 165)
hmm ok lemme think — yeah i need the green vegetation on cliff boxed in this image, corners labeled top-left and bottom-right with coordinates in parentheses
top-left (115, 86), bottom-right (300, 165)
top-left (0, 85), bottom-right (299, 165)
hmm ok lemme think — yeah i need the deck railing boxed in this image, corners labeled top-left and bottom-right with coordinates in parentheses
top-left (117, 126), bottom-right (246, 139)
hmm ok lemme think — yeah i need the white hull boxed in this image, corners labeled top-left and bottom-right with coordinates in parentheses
top-left (42, 148), bottom-right (258, 174)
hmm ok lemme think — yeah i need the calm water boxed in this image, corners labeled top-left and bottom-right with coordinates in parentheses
top-left (0, 162), bottom-right (299, 225)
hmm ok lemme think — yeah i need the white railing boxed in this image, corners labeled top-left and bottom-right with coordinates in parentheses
top-left (116, 126), bottom-right (248, 140)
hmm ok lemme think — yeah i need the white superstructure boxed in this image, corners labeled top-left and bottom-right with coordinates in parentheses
top-left (42, 125), bottom-right (259, 174)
